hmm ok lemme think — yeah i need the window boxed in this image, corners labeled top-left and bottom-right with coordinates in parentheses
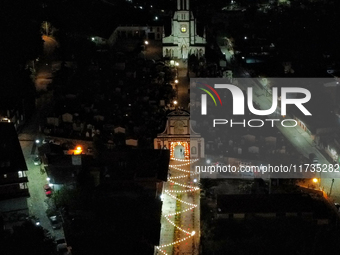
top-left (181, 25), bottom-right (187, 33)
top-left (19, 183), bottom-right (26, 189)
top-left (18, 171), bottom-right (23, 178)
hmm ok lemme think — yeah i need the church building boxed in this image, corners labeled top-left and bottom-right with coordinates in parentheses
top-left (154, 110), bottom-right (204, 159)
top-left (162, 0), bottom-right (206, 59)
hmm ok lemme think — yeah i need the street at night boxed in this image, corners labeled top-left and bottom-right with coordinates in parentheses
top-left (2, 0), bottom-right (340, 254)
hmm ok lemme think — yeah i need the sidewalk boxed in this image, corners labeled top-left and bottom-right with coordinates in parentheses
top-left (157, 160), bottom-right (200, 255)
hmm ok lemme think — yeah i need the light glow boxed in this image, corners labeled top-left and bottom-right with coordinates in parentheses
top-left (156, 157), bottom-right (201, 254)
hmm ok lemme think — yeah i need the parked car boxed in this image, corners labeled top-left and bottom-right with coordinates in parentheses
top-left (1, 117), bottom-right (10, 122)
top-left (309, 153), bottom-right (318, 164)
top-left (43, 137), bottom-right (55, 144)
top-left (49, 215), bottom-right (62, 229)
top-left (33, 156), bottom-right (42, 166)
top-left (44, 184), bottom-right (53, 197)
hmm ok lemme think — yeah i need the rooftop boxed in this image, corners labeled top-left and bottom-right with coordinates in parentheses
top-left (217, 194), bottom-right (329, 217)
top-left (0, 123), bottom-right (27, 173)
top-left (101, 149), bottom-right (170, 181)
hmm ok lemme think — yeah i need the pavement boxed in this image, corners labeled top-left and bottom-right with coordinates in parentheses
top-left (157, 59), bottom-right (200, 255)
top-left (20, 139), bottom-right (64, 240)
top-left (157, 160), bottom-right (200, 255)
top-left (18, 33), bottom-right (65, 240)
top-left (175, 60), bottom-right (196, 110)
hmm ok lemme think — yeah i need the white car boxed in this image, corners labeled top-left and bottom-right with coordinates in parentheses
top-left (33, 156), bottom-right (42, 166)
top-left (43, 138), bottom-right (61, 145)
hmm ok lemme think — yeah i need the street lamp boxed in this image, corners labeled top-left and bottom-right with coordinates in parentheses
top-left (174, 79), bottom-right (179, 84)
top-left (144, 40), bottom-right (149, 45)
top-left (175, 62), bottom-right (179, 66)
top-left (312, 178), bottom-right (318, 183)
top-left (206, 159), bottom-right (211, 164)
top-left (173, 100), bottom-right (178, 105)
top-left (74, 146), bottom-right (82, 155)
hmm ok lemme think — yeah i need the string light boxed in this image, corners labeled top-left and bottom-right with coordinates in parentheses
top-left (169, 162), bottom-right (192, 167)
top-left (168, 174), bottom-right (188, 180)
top-left (166, 188), bottom-right (199, 193)
top-left (170, 165), bottom-right (191, 173)
top-left (170, 165), bottom-right (200, 175)
top-left (157, 156), bottom-right (200, 255)
top-left (170, 157), bottom-right (199, 162)
top-left (169, 180), bottom-right (199, 189)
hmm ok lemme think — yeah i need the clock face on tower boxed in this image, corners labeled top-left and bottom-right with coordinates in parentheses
top-left (181, 25), bottom-right (187, 33)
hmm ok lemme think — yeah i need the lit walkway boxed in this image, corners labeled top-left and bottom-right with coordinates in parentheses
top-left (156, 158), bottom-right (200, 255)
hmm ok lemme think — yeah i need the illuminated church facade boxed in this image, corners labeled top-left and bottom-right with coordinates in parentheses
top-left (154, 110), bottom-right (204, 159)
top-left (162, 0), bottom-right (206, 59)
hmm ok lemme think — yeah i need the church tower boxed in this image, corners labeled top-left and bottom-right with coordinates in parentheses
top-left (163, 0), bottom-right (206, 59)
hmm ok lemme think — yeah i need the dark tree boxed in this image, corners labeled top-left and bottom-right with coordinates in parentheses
top-left (0, 221), bottom-right (55, 255)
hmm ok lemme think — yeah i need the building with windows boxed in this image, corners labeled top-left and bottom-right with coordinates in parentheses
top-left (0, 123), bottom-right (29, 229)
top-left (162, 0), bottom-right (206, 59)
top-left (154, 110), bottom-right (204, 159)
top-left (109, 25), bottom-right (164, 46)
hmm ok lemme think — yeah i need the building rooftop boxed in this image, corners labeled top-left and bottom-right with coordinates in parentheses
top-left (101, 149), bottom-right (170, 181)
top-left (46, 165), bottom-right (78, 185)
top-left (217, 193), bottom-right (328, 217)
top-left (0, 123), bottom-right (27, 173)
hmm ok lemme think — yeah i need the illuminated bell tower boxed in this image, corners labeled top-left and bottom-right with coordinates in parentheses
top-left (162, 0), bottom-right (206, 59)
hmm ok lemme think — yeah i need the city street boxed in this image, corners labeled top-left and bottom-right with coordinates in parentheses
top-left (18, 33), bottom-right (65, 239)
top-left (176, 61), bottom-right (190, 110)
top-left (157, 159), bottom-right (200, 255)
top-left (157, 59), bottom-right (200, 255)
top-left (236, 75), bottom-right (340, 201)
top-left (20, 139), bottom-right (64, 239)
